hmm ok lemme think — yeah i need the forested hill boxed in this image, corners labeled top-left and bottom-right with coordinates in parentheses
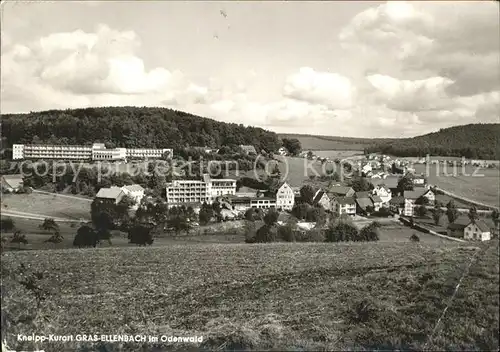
top-left (1, 107), bottom-right (281, 152)
top-left (364, 123), bottom-right (500, 160)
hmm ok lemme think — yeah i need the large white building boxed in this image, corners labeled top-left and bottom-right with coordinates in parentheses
top-left (276, 182), bottom-right (295, 210)
top-left (165, 174), bottom-right (236, 205)
top-left (12, 143), bottom-right (172, 161)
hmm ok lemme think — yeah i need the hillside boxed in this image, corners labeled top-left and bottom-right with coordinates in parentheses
top-left (2, 241), bottom-right (498, 351)
top-left (1, 107), bottom-right (281, 152)
top-left (365, 123), bottom-right (500, 160)
top-left (278, 133), bottom-right (394, 151)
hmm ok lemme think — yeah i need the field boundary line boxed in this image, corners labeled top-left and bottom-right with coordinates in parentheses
top-left (423, 245), bottom-right (486, 350)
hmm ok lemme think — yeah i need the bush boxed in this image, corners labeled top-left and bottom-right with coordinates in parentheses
top-left (277, 224), bottom-right (295, 242)
top-left (254, 225), bottom-right (278, 243)
top-left (410, 233), bottom-right (420, 242)
top-left (73, 225), bottom-right (98, 248)
top-left (1, 218), bottom-right (15, 233)
top-left (359, 223), bottom-right (381, 242)
top-left (372, 207), bottom-right (392, 217)
top-left (244, 221), bottom-right (258, 243)
top-left (128, 224), bottom-right (154, 246)
top-left (325, 220), bottom-right (359, 242)
top-left (294, 229), bottom-right (325, 242)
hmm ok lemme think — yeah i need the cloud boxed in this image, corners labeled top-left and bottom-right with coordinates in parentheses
top-left (366, 74), bottom-right (454, 112)
top-left (0, 25), bottom-right (208, 112)
top-left (283, 67), bottom-right (355, 109)
top-left (340, 1), bottom-right (500, 97)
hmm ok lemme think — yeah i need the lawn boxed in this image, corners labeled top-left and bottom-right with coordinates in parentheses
top-left (1, 193), bottom-right (91, 220)
top-left (2, 240), bottom-right (497, 351)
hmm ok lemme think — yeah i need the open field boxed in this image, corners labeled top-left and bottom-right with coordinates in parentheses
top-left (2, 240), bottom-right (498, 351)
top-left (278, 134), bottom-right (393, 151)
top-left (1, 193), bottom-right (91, 220)
top-left (313, 150), bottom-right (363, 159)
top-left (413, 164), bottom-right (499, 208)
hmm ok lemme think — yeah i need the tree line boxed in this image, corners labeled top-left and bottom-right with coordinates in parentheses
top-left (364, 123), bottom-right (500, 160)
top-left (1, 106), bottom-right (282, 153)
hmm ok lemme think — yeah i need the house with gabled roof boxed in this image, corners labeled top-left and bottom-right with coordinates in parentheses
top-left (447, 217), bottom-right (493, 241)
top-left (276, 182), bottom-right (295, 210)
top-left (121, 184), bottom-right (145, 209)
top-left (313, 190), bottom-right (332, 211)
top-left (328, 185), bottom-right (355, 198)
top-left (95, 186), bottom-right (125, 205)
top-left (371, 184), bottom-right (392, 204)
top-left (333, 197), bottom-right (356, 216)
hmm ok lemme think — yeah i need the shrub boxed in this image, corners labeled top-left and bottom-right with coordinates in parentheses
top-left (359, 223), bottom-right (381, 242)
top-left (73, 225), bottom-right (98, 248)
top-left (410, 233), bottom-right (420, 242)
top-left (244, 221), bottom-right (258, 243)
top-left (1, 218), bottom-right (15, 233)
top-left (277, 224), bottom-right (295, 242)
top-left (325, 220), bottom-right (359, 242)
top-left (294, 229), bottom-right (325, 242)
top-left (128, 224), bottom-right (154, 246)
top-left (254, 225), bottom-right (278, 243)
top-left (373, 207), bottom-right (392, 217)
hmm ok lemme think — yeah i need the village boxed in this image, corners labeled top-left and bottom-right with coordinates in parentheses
top-left (2, 143), bottom-right (498, 243)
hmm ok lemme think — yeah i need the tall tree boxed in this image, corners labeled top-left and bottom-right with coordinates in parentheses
top-left (446, 200), bottom-right (459, 224)
top-left (468, 206), bottom-right (479, 223)
top-left (299, 185), bottom-right (315, 205)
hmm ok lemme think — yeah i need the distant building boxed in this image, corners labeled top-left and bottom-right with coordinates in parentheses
top-left (239, 145), bottom-right (257, 155)
top-left (464, 221), bottom-right (491, 241)
top-left (389, 196), bottom-right (405, 214)
top-left (404, 189), bottom-right (435, 205)
top-left (313, 190), bottom-right (332, 211)
top-left (447, 218), bottom-right (493, 241)
top-left (121, 184), bottom-right (145, 209)
top-left (371, 185), bottom-right (392, 205)
top-left (356, 197), bottom-right (374, 214)
top-left (276, 182), bottom-right (295, 210)
top-left (278, 147), bottom-right (288, 156)
top-left (328, 186), bottom-right (355, 198)
top-left (12, 143), bottom-right (172, 161)
top-left (235, 186), bottom-right (259, 198)
top-left (333, 197), bottom-right (356, 216)
top-left (95, 186), bottom-right (125, 205)
top-left (165, 174), bottom-right (236, 205)
top-left (250, 197), bottom-right (276, 209)
top-left (1, 174), bottom-right (24, 192)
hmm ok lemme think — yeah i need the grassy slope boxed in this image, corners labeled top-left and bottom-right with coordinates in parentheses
top-left (2, 240), bottom-right (498, 351)
top-left (278, 134), bottom-right (393, 151)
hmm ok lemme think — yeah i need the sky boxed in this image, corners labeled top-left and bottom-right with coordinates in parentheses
top-left (1, 1), bottom-right (499, 138)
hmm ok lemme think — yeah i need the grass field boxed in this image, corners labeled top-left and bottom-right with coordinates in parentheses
top-left (278, 134), bottom-right (393, 151)
top-left (1, 193), bottom-right (91, 220)
top-left (313, 150), bottom-right (363, 159)
top-left (2, 240), bottom-right (498, 351)
top-left (412, 165), bottom-right (499, 208)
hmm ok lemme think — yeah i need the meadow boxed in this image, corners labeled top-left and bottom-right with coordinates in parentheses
top-left (1, 192), bottom-right (91, 220)
top-left (2, 240), bottom-right (497, 351)
top-left (278, 134), bottom-right (390, 151)
top-left (413, 165), bottom-right (500, 208)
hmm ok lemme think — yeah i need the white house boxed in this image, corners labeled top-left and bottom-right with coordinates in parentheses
top-left (276, 182), bottom-right (295, 210)
top-left (464, 221), bottom-right (491, 241)
top-left (404, 199), bottom-right (414, 217)
top-left (121, 184), bottom-right (145, 209)
top-left (333, 197), bottom-right (356, 216)
top-left (371, 185), bottom-right (392, 205)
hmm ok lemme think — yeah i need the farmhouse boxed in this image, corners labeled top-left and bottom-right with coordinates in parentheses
top-left (328, 185), bottom-right (355, 198)
top-left (1, 174), bottom-right (24, 193)
top-left (404, 189), bottom-right (435, 205)
top-left (275, 182), bottom-right (295, 210)
top-left (95, 186), bottom-right (125, 204)
top-left (370, 176), bottom-right (400, 195)
top-left (334, 197), bottom-right (356, 216)
top-left (121, 184), bottom-right (145, 209)
top-left (447, 218), bottom-right (493, 241)
top-left (464, 221), bottom-right (491, 241)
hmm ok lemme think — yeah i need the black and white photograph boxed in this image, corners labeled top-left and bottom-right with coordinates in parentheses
top-left (1, 0), bottom-right (499, 351)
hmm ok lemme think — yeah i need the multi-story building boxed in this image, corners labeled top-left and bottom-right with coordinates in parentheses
top-left (165, 174), bottom-right (236, 205)
top-left (121, 184), bottom-right (145, 210)
top-left (126, 148), bottom-right (172, 159)
top-left (333, 197), bottom-right (356, 216)
top-left (276, 182), bottom-right (295, 210)
top-left (250, 197), bottom-right (276, 209)
top-left (11, 143), bottom-right (172, 161)
top-left (13, 144), bottom-right (93, 160)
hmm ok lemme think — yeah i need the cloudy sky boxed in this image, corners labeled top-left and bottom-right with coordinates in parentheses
top-left (1, 1), bottom-right (499, 137)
